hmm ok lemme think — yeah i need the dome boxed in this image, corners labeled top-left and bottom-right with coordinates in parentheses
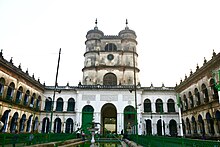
top-left (86, 19), bottom-right (104, 40)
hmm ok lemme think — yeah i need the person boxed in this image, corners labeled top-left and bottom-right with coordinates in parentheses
top-left (82, 131), bottom-right (85, 141)
top-left (12, 130), bottom-right (19, 147)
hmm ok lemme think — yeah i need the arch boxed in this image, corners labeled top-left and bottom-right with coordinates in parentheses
top-left (210, 78), bottom-right (219, 100)
top-left (155, 99), bottom-right (163, 113)
top-left (144, 99), bottom-right (151, 112)
top-left (82, 105), bottom-right (94, 134)
top-left (0, 77), bottom-right (5, 96)
top-left (42, 117), bottom-right (50, 133)
top-left (188, 91), bottom-right (194, 108)
top-left (101, 103), bottom-right (117, 134)
top-left (10, 112), bottom-right (19, 133)
top-left (194, 88), bottom-right (201, 106)
top-left (6, 82), bottom-right (15, 100)
top-left (191, 116), bottom-right (197, 134)
top-left (36, 96), bottom-right (41, 110)
top-left (56, 97), bottom-right (63, 111)
top-left (145, 119), bottom-right (152, 135)
top-left (198, 115), bottom-right (205, 135)
top-left (206, 112), bottom-right (215, 135)
top-left (169, 119), bottom-right (177, 136)
top-left (30, 93), bottom-right (36, 107)
top-left (15, 86), bottom-right (23, 104)
top-left (26, 115), bottom-right (33, 132)
top-left (54, 118), bottom-right (62, 133)
top-left (186, 117), bottom-right (191, 134)
top-left (124, 106), bottom-right (136, 135)
top-left (183, 94), bottom-right (188, 110)
top-left (32, 117), bottom-right (39, 132)
top-left (216, 110), bottom-right (220, 133)
top-left (45, 97), bottom-right (52, 111)
top-left (104, 43), bottom-right (117, 51)
top-left (182, 119), bottom-right (186, 135)
top-left (103, 73), bottom-right (117, 85)
top-left (23, 90), bottom-right (30, 106)
top-left (202, 83), bottom-right (209, 103)
top-left (65, 118), bottom-right (74, 133)
top-left (167, 99), bottom-right (175, 112)
top-left (19, 114), bottom-right (26, 132)
top-left (0, 110), bottom-right (10, 132)
top-left (67, 98), bottom-right (75, 111)
top-left (157, 119), bottom-right (165, 136)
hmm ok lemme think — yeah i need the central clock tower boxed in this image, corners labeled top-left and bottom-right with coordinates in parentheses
top-left (82, 20), bottom-right (140, 86)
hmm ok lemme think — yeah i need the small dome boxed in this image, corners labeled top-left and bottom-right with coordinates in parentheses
top-left (86, 19), bottom-right (104, 40)
top-left (118, 19), bottom-right (136, 39)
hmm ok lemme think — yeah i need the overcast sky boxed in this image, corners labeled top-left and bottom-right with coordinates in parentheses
top-left (0, 0), bottom-right (220, 87)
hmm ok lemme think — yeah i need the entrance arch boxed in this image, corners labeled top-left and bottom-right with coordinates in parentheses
top-left (101, 103), bottom-right (117, 134)
top-left (82, 105), bottom-right (94, 134)
top-left (124, 105), bottom-right (136, 135)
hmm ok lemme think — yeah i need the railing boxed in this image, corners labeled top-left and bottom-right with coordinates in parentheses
top-left (129, 135), bottom-right (220, 147)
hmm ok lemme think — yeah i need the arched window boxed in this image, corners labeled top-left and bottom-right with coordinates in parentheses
top-left (104, 43), bottom-right (117, 51)
top-left (45, 97), bottom-right (52, 111)
top-left (23, 90), bottom-right (30, 106)
top-left (65, 118), bottom-right (73, 133)
top-left (169, 119), bottom-right (177, 136)
top-left (206, 112), bottom-right (215, 135)
top-left (210, 79), bottom-right (219, 100)
top-left (56, 98), bottom-right (63, 111)
top-left (145, 119), bottom-right (152, 135)
top-left (19, 114), bottom-right (26, 133)
top-left (15, 86), bottom-right (23, 104)
top-left (42, 117), bottom-right (50, 133)
top-left (215, 110), bottom-right (220, 133)
top-left (186, 117), bottom-right (191, 134)
top-left (26, 115), bottom-right (33, 132)
top-left (156, 99), bottom-right (163, 113)
top-left (30, 93), bottom-right (35, 107)
top-left (157, 119), bottom-right (165, 136)
top-left (103, 73), bottom-right (117, 85)
top-left (144, 99), bottom-right (151, 112)
top-left (0, 110), bottom-right (10, 132)
top-left (6, 82), bottom-right (15, 100)
top-left (183, 94), bottom-right (188, 110)
top-left (188, 91), bottom-right (194, 108)
top-left (36, 96), bottom-right (41, 110)
top-left (32, 117), bottom-right (39, 132)
top-left (54, 118), bottom-right (62, 133)
top-left (198, 115), bottom-right (205, 135)
top-left (67, 98), bottom-right (75, 111)
top-left (10, 112), bottom-right (18, 133)
top-left (167, 99), bottom-right (175, 112)
top-left (194, 88), bottom-right (201, 106)
top-left (182, 119), bottom-right (186, 135)
top-left (191, 116), bottom-right (197, 134)
top-left (202, 84), bottom-right (209, 103)
top-left (0, 78), bottom-right (5, 96)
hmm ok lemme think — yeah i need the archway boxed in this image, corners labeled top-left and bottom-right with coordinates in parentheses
top-left (65, 118), bottom-right (73, 133)
top-left (42, 117), bottom-right (50, 133)
top-left (10, 112), bottom-right (18, 133)
top-left (145, 119), bottom-right (152, 135)
top-left (157, 119), bottom-right (165, 136)
top-left (54, 118), bottom-right (62, 133)
top-left (82, 105), bottom-right (94, 134)
top-left (101, 103), bottom-right (117, 134)
top-left (169, 119), bottom-right (177, 136)
top-left (0, 110), bottom-right (10, 132)
top-left (124, 105), bottom-right (136, 135)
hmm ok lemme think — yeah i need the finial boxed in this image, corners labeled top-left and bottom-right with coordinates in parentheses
top-left (203, 57), bottom-right (207, 65)
top-left (212, 49), bottom-right (216, 58)
top-left (38, 78), bottom-right (40, 82)
top-left (125, 19), bottom-right (129, 29)
top-left (0, 49), bottom-right (3, 57)
top-left (196, 63), bottom-right (199, 71)
top-left (10, 57), bottom-right (13, 64)
top-left (43, 82), bottom-right (46, 86)
top-left (32, 73), bottom-right (35, 79)
top-left (180, 79), bottom-right (182, 83)
top-left (95, 18), bottom-right (97, 26)
top-left (185, 74), bottom-right (187, 80)
top-left (150, 82), bottom-right (153, 87)
top-left (162, 83), bottom-right (165, 87)
top-left (18, 63), bottom-right (21, 70)
top-left (26, 68), bottom-right (29, 75)
top-left (190, 69), bottom-right (193, 75)
top-left (176, 83), bottom-right (178, 87)
top-left (66, 82), bottom-right (69, 87)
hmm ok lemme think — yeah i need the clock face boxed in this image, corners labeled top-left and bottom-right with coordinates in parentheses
top-left (107, 54), bottom-right (114, 61)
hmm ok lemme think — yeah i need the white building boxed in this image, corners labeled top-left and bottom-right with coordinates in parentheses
top-left (40, 20), bottom-right (181, 136)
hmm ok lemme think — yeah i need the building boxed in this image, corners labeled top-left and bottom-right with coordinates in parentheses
top-left (175, 50), bottom-right (220, 139)
top-left (0, 21), bottom-right (180, 136)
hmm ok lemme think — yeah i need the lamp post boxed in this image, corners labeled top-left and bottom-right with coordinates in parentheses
top-left (49, 48), bottom-right (61, 139)
top-left (213, 69), bottom-right (220, 103)
top-left (132, 47), bottom-right (138, 141)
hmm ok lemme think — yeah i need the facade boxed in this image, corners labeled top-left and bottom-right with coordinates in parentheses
top-left (0, 21), bottom-right (180, 137)
top-left (175, 51), bottom-right (220, 139)
top-left (0, 50), bottom-right (45, 133)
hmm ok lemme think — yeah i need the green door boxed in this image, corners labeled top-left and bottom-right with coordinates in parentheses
top-left (82, 105), bottom-right (94, 134)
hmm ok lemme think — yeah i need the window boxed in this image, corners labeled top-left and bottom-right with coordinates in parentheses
top-left (23, 90), bottom-right (30, 106)
top-left (202, 84), bottom-right (209, 103)
top-left (105, 43), bottom-right (117, 51)
top-left (36, 96), bottom-right (41, 110)
top-left (156, 99), bottom-right (163, 113)
top-left (0, 78), bottom-right (5, 96)
top-left (45, 97), bottom-right (52, 111)
top-left (167, 99), bottom-right (175, 112)
top-left (30, 93), bottom-right (35, 107)
top-left (194, 88), bottom-right (201, 105)
top-left (56, 98), bottom-right (63, 111)
top-left (6, 82), bottom-right (15, 100)
top-left (15, 86), bottom-right (23, 104)
top-left (210, 79), bottom-right (219, 100)
top-left (67, 98), bottom-right (75, 111)
top-left (188, 91), bottom-right (194, 108)
top-left (144, 99), bottom-right (151, 112)
top-left (183, 94), bottom-right (188, 110)
top-left (103, 73), bottom-right (117, 85)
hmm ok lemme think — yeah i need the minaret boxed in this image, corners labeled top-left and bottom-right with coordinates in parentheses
top-left (82, 19), bottom-right (140, 86)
